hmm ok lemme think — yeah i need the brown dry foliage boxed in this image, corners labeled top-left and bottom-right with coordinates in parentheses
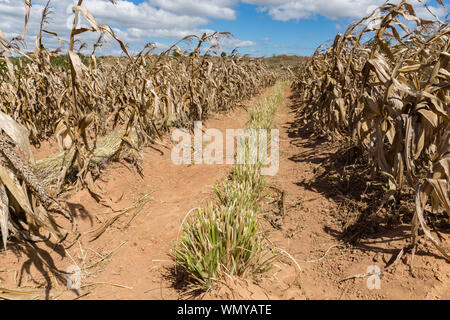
top-left (0, 0), bottom-right (285, 249)
top-left (293, 0), bottom-right (449, 260)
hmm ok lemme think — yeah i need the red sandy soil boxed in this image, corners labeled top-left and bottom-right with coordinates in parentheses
top-left (0, 85), bottom-right (449, 300)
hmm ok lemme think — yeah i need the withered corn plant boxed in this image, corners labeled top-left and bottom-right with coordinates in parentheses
top-left (293, 0), bottom-right (449, 260)
top-left (0, 0), bottom-right (283, 249)
top-left (0, 112), bottom-right (76, 250)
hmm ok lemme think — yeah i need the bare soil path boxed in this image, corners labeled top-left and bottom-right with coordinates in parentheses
top-left (251, 86), bottom-right (450, 300)
top-left (0, 87), bottom-right (272, 300)
top-left (203, 85), bottom-right (450, 300)
top-left (0, 84), bottom-right (449, 300)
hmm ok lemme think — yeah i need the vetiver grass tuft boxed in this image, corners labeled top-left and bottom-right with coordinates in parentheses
top-left (172, 82), bottom-right (285, 290)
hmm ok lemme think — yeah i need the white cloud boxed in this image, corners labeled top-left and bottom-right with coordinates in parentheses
top-left (0, 0), bottom-right (246, 55)
top-left (149, 0), bottom-right (238, 20)
top-left (223, 38), bottom-right (256, 48)
top-left (84, 1), bottom-right (209, 31)
top-left (0, 0), bottom-right (446, 56)
top-left (243, 0), bottom-right (447, 21)
top-left (243, 0), bottom-right (385, 20)
top-left (206, 36), bottom-right (256, 55)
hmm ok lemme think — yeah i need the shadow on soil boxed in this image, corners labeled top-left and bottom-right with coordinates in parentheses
top-left (0, 240), bottom-right (71, 300)
top-left (164, 264), bottom-right (205, 299)
top-left (0, 200), bottom-right (94, 299)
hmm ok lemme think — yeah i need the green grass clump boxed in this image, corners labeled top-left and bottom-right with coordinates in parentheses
top-left (173, 203), bottom-right (271, 289)
top-left (172, 82), bottom-right (285, 290)
top-left (215, 164), bottom-right (265, 211)
top-left (248, 82), bottom-right (284, 130)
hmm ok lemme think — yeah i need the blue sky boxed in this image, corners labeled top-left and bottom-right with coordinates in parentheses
top-left (203, 3), bottom-right (342, 56)
top-left (0, 0), bottom-right (447, 57)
